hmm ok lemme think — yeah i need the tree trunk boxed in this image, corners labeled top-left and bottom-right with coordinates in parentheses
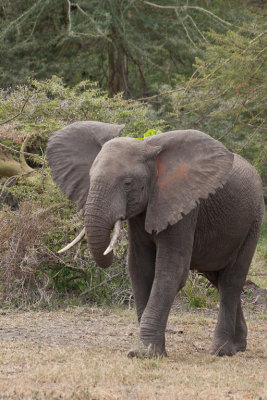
top-left (108, 29), bottom-right (128, 97)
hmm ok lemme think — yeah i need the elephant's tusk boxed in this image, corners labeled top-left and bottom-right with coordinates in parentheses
top-left (103, 220), bottom-right (122, 255)
top-left (58, 227), bottom-right (86, 254)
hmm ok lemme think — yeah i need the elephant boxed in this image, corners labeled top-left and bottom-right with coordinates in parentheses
top-left (46, 121), bottom-right (265, 357)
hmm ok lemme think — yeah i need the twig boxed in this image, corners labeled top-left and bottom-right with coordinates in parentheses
top-left (66, 0), bottom-right (72, 33)
top-left (249, 29), bottom-right (267, 45)
top-left (0, 94), bottom-right (31, 125)
top-left (26, 3), bottom-right (46, 41)
top-left (218, 111), bottom-right (240, 141)
top-left (0, 74), bottom-right (34, 126)
top-left (44, 247), bottom-right (87, 277)
top-left (0, 142), bottom-right (44, 163)
top-left (136, 87), bottom-right (185, 102)
top-left (0, 168), bottom-right (42, 199)
top-left (66, 275), bottom-right (84, 283)
top-left (0, 175), bottom-right (19, 199)
top-left (185, 15), bottom-right (208, 43)
top-left (181, 5), bottom-right (234, 27)
top-left (80, 272), bottom-right (121, 296)
top-left (180, 15), bottom-right (197, 48)
top-left (142, 1), bottom-right (234, 27)
top-left (65, 1), bottom-right (112, 42)
top-left (0, 0), bottom-right (43, 39)
top-left (238, 121), bottom-right (265, 152)
top-left (135, 62), bottom-right (202, 101)
top-left (72, 2), bottom-right (88, 16)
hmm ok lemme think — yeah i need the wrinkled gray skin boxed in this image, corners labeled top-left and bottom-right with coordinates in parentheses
top-left (47, 121), bottom-right (264, 358)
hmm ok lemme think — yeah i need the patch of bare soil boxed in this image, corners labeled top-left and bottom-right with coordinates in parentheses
top-left (0, 306), bottom-right (266, 400)
top-left (242, 280), bottom-right (267, 306)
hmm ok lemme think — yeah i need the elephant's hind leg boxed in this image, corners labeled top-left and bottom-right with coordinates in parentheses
top-left (205, 273), bottom-right (247, 354)
top-left (234, 300), bottom-right (247, 352)
top-left (210, 222), bottom-right (261, 356)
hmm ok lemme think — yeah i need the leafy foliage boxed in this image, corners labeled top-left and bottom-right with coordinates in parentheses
top-left (0, 76), bottom-right (163, 142)
top-left (161, 23), bottom-right (267, 184)
top-left (0, 0), bottom-right (252, 96)
top-left (0, 77), bottom-right (163, 306)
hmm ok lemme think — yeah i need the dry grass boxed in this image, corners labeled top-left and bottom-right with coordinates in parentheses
top-left (0, 202), bottom-right (54, 305)
top-left (0, 306), bottom-right (266, 400)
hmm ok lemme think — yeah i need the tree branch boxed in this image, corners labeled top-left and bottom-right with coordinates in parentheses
top-left (136, 87), bottom-right (185, 102)
top-left (72, 2), bottom-right (88, 16)
top-left (0, 74), bottom-right (34, 126)
top-left (66, 0), bottom-right (72, 33)
top-left (181, 5), bottom-right (234, 27)
top-left (0, 93), bottom-right (31, 126)
top-left (184, 15), bottom-right (208, 43)
top-left (0, 142), bottom-right (43, 163)
top-left (80, 273), bottom-right (121, 296)
top-left (142, 1), bottom-right (234, 27)
top-left (180, 16), bottom-right (197, 48)
top-left (0, 0), bottom-right (43, 40)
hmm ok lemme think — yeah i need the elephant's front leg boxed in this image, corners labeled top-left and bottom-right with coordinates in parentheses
top-left (128, 215), bottom-right (156, 322)
top-left (129, 215), bottom-right (196, 358)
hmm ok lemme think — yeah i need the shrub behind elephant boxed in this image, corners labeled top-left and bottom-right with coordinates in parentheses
top-left (47, 121), bottom-right (264, 357)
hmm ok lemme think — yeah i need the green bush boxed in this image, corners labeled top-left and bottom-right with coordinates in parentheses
top-left (179, 272), bottom-right (219, 309)
top-left (0, 77), bottom-right (164, 307)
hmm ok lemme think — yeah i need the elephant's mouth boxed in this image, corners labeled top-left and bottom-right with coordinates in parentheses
top-left (85, 216), bottom-right (123, 268)
top-left (56, 219), bottom-right (122, 269)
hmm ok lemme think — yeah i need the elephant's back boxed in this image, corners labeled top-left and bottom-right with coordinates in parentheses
top-left (228, 154), bottom-right (264, 211)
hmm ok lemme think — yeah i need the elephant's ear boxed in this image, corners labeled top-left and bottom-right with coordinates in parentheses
top-left (46, 121), bottom-right (125, 210)
top-left (145, 130), bottom-right (234, 234)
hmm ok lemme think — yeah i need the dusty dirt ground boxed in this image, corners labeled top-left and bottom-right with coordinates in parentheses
top-left (0, 304), bottom-right (266, 400)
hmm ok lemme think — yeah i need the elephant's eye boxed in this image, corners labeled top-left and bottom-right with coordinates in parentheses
top-left (124, 178), bottom-right (132, 190)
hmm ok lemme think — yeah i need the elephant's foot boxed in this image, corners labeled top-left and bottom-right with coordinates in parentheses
top-left (127, 343), bottom-right (167, 359)
top-left (235, 338), bottom-right (247, 353)
top-left (209, 340), bottom-right (237, 357)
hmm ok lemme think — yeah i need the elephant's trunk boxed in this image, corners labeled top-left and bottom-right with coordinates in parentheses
top-left (84, 186), bottom-right (117, 268)
top-left (84, 213), bottom-right (113, 269)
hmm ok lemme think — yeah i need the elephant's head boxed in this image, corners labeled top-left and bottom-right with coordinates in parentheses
top-left (47, 122), bottom-right (234, 268)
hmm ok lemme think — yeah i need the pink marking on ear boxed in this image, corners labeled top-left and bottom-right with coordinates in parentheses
top-left (158, 162), bottom-right (189, 191)
top-left (156, 157), bottom-right (165, 178)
